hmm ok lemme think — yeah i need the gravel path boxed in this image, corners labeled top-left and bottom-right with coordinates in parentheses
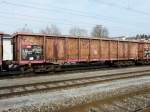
top-left (0, 66), bottom-right (150, 88)
top-left (1, 75), bottom-right (150, 112)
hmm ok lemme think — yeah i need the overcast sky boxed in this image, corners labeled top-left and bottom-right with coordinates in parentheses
top-left (0, 0), bottom-right (149, 37)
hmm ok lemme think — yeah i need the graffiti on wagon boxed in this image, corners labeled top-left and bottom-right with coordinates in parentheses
top-left (22, 45), bottom-right (43, 60)
top-left (144, 48), bottom-right (150, 58)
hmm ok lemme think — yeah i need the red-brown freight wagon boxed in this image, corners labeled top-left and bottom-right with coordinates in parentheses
top-left (12, 33), bottom-right (150, 72)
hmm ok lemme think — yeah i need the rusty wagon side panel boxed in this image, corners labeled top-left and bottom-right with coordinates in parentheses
top-left (45, 36), bottom-right (66, 63)
top-left (118, 41), bottom-right (129, 60)
top-left (79, 38), bottom-right (90, 61)
top-left (90, 39), bottom-right (100, 61)
top-left (55, 37), bottom-right (66, 62)
top-left (67, 38), bottom-right (79, 62)
top-left (45, 37), bottom-right (55, 62)
top-left (129, 42), bottom-right (138, 60)
top-left (138, 42), bottom-right (144, 60)
top-left (124, 42), bottom-right (130, 60)
top-left (13, 34), bottom-right (44, 65)
top-left (100, 40), bottom-right (109, 60)
top-left (110, 40), bottom-right (118, 60)
top-left (118, 41), bottom-right (124, 60)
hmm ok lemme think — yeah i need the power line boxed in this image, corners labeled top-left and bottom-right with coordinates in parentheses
top-left (0, 10), bottom-right (96, 27)
top-left (0, 10), bottom-right (145, 34)
top-left (6, 0), bottom-right (149, 16)
top-left (1, 0), bottom-right (148, 27)
top-left (0, 0), bottom-right (149, 35)
top-left (0, 7), bottom-right (147, 33)
top-left (93, 0), bottom-right (150, 16)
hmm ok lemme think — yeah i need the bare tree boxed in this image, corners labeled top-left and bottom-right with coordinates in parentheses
top-left (18, 24), bottom-right (33, 33)
top-left (91, 25), bottom-right (109, 38)
top-left (69, 27), bottom-right (87, 36)
top-left (40, 24), bottom-right (61, 35)
top-left (136, 34), bottom-right (150, 40)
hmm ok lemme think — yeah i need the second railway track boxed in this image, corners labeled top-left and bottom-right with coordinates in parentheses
top-left (0, 69), bottom-right (150, 99)
top-left (1, 65), bottom-right (148, 80)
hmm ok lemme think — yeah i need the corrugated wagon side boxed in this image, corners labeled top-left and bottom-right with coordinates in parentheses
top-left (99, 39), bottom-right (140, 66)
top-left (118, 41), bottom-right (129, 60)
top-left (45, 36), bottom-right (66, 63)
top-left (66, 37), bottom-right (79, 62)
top-left (90, 39), bottom-right (100, 61)
top-left (45, 36), bottom-right (141, 65)
top-left (128, 41), bottom-right (139, 60)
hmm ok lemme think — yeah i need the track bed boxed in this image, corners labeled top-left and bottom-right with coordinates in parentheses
top-left (1, 66), bottom-right (150, 111)
top-left (0, 66), bottom-right (150, 88)
top-left (1, 74), bottom-right (150, 112)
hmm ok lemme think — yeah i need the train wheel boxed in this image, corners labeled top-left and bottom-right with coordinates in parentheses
top-left (54, 65), bottom-right (61, 72)
top-left (20, 67), bottom-right (25, 74)
top-left (46, 65), bottom-right (54, 72)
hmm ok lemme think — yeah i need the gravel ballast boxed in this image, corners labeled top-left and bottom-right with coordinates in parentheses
top-left (0, 66), bottom-right (150, 88)
top-left (1, 75), bottom-right (150, 112)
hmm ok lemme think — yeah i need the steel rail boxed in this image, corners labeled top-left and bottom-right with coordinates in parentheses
top-left (0, 70), bottom-right (150, 99)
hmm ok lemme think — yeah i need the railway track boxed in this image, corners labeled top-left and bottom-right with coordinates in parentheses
top-left (0, 69), bottom-right (150, 99)
top-left (0, 64), bottom-right (110, 79)
top-left (0, 64), bottom-right (147, 80)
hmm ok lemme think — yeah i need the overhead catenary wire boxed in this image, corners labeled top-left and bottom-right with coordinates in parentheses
top-left (3, 0), bottom-right (150, 17)
top-left (0, 13), bottom-right (143, 36)
top-left (0, 10), bottom-right (142, 33)
top-left (0, 0), bottom-right (149, 35)
top-left (93, 0), bottom-right (150, 16)
top-left (1, 0), bottom-right (149, 27)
